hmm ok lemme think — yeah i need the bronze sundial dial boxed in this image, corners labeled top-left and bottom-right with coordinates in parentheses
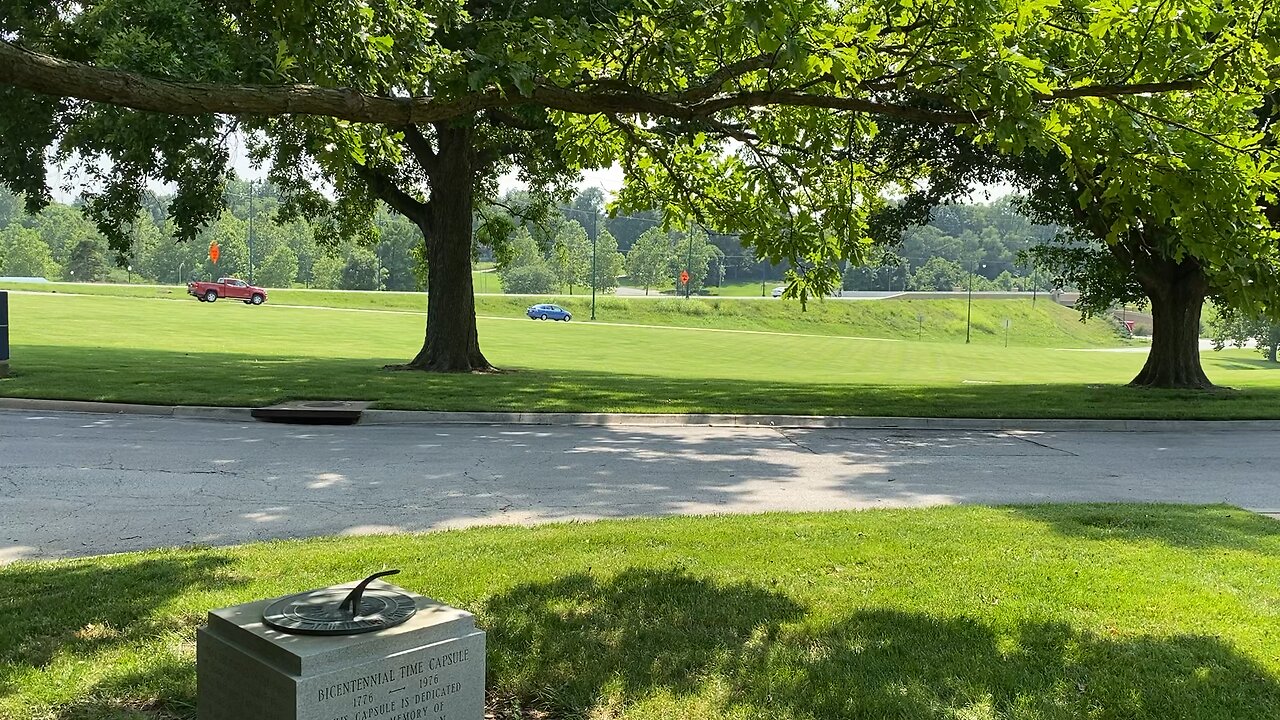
top-left (262, 570), bottom-right (417, 635)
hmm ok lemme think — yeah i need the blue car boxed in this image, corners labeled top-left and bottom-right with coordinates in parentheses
top-left (526, 303), bottom-right (572, 321)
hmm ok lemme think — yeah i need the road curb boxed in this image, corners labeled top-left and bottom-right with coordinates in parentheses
top-left (358, 410), bottom-right (1280, 432)
top-left (4, 397), bottom-right (1280, 431)
top-left (0, 397), bottom-right (253, 421)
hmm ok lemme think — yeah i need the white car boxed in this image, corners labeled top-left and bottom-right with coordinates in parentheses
top-left (771, 286), bottom-right (785, 298)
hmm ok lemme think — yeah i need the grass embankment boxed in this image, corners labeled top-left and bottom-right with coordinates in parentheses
top-left (0, 280), bottom-right (1122, 346)
top-left (701, 280), bottom-right (775, 296)
top-left (2, 505), bottom-right (1277, 719)
top-left (3, 291), bottom-right (1280, 416)
top-left (471, 269), bottom-right (502, 293)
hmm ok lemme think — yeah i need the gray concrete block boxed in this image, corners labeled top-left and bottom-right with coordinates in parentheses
top-left (198, 581), bottom-right (485, 720)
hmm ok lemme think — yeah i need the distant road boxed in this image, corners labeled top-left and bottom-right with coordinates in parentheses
top-left (1, 280), bottom-right (1068, 303)
top-left (3, 411), bottom-right (1276, 563)
top-left (610, 288), bottom-right (1063, 301)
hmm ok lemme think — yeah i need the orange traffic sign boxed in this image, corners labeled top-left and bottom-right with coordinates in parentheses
top-left (209, 241), bottom-right (220, 264)
top-left (680, 270), bottom-right (690, 284)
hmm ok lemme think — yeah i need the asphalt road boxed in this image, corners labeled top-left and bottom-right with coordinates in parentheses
top-left (2, 410), bottom-right (1277, 563)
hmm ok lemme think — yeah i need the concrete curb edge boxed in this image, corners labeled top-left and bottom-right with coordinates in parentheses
top-left (358, 410), bottom-right (1280, 431)
top-left (0, 397), bottom-right (253, 421)
top-left (3, 397), bottom-right (1279, 431)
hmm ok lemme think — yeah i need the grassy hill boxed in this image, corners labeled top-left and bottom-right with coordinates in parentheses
top-left (0, 281), bottom-right (1125, 347)
top-left (4, 291), bottom-right (1279, 418)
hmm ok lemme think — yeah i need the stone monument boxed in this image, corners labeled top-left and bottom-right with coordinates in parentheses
top-left (198, 570), bottom-right (485, 720)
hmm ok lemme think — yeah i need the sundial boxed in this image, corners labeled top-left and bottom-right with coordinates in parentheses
top-left (262, 570), bottom-right (417, 635)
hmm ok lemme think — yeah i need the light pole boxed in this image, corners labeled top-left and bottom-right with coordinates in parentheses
top-left (247, 180), bottom-right (256, 284)
top-left (966, 267), bottom-right (973, 344)
top-left (562, 206), bottom-right (599, 319)
top-left (590, 211), bottom-right (597, 320)
top-left (685, 222), bottom-right (694, 298)
top-left (966, 262), bottom-right (985, 344)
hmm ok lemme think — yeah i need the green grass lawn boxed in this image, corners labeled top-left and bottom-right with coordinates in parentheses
top-left (472, 268), bottom-right (502, 293)
top-left (0, 280), bottom-right (1123, 345)
top-left (2, 291), bottom-right (1280, 417)
top-left (702, 279), bottom-right (775, 296)
top-left (2, 505), bottom-right (1277, 719)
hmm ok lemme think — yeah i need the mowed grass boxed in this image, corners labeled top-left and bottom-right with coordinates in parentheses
top-left (2, 505), bottom-right (1278, 719)
top-left (703, 279), bottom-right (776, 296)
top-left (472, 268), bottom-right (502, 293)
top-left (1, 281), bottom-right (1123, 345)
top-left (3, 292), bottom-right (1280, 417)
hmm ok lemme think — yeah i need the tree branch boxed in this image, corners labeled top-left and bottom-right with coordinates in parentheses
top-left (1108, 96), bottom-right (1253, 153)
top-left (693, 90), bottom-right (986, 123)
top-left (483, 108), bottom-right (548, 132)
top-left (0, 39), bottom-right (1217, 130)
top-left (682, 53), bottom-right (778, 101)
top-left (401, 124), bottom-right (438, 172)
top-left (352, 164), bottom-right (429, 222)
top-left (1047, 80), bottom-right (1203, 99)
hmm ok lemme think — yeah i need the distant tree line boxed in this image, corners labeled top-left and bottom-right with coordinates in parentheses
top-left (843, 197), bottom-right (1058, 292)
top-left (3, 183), bottom-right (1058, 298)
top-left (0, 181), bottom-right (426, 291)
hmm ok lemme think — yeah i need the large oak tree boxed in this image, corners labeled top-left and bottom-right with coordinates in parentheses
top-left (1, 0), bottom-right (1274, 374)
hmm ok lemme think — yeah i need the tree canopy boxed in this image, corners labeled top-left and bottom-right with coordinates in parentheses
top-left (1, 0), bottom-right (1276, 372)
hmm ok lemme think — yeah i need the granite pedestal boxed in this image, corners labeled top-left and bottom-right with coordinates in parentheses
top-left (197, 580), bottom-right (485, 720)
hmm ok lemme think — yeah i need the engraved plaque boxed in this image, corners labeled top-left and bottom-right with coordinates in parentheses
top-left (198, 574), bottom-right (484, 720)
top-left (299, 632), bottom-right (485, 720)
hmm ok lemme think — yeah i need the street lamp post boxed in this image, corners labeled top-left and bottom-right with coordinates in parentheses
top-left (966, 262), bottom-right (986, 344)
top-left (590, 211), bottom-right (597, 321)
top-left (561, 205), bottom-right (599, 318)
top-left (685, 223), bottom-right (694, 298)
top-left (966, 267), bottom-right (973, 344)
top-left (247, 180), bottom-right (256, 284)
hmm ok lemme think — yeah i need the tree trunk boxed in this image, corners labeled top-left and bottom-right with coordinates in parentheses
top-left (1130, 260), bottom-right (1212, 389)
top-left (399, 125), bottom-right (493, 373)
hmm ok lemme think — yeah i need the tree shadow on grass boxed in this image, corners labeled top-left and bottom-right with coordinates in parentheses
top-left (734, 609), bottom-right (1280, 719)
top-left (1010, 503), bottom-right (1280, 552)
top-left (10, 344), bottom-right (1280, 419)
top-left (50, 659), bottom-right (194, 719)
top-left (482, 569), bottom-right (1278, 719)
top-left (0, 555), bottom-right (241, 701)
top-left (482, 567), bottom-right (805, 714)
top-left (1206, 356), bottom-right (1280, 372)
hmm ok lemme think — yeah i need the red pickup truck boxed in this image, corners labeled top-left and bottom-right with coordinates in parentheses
top-left (188, 277), bottom-right (269, 305)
